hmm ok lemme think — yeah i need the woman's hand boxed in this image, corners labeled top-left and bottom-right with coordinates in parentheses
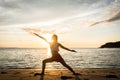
top-left (71, 50), bottom-right (77, 52)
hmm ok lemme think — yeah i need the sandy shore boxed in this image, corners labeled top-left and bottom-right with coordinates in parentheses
top-left (0, 69), bottom-right (120, 80)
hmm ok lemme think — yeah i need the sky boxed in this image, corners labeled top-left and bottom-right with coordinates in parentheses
top-left (0, 0), bottom-right (120, 48)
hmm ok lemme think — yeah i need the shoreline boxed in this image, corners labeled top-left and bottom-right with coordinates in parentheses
top-left (0, 69), bottom-right (120, 80)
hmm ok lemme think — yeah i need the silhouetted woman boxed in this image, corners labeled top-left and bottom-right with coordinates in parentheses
top-left (34, 33), bottom-right (77, 75)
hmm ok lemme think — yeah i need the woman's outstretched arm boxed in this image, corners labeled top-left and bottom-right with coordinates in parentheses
top-left (33, 33), bottom-right (49, 43)
top-left (59, 43), bottom-right (76, 52)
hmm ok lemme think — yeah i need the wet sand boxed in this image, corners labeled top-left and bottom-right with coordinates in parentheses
top-left (0, 69), bottom-right (120, 80)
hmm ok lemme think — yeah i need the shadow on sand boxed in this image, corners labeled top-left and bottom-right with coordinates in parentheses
top-left (40, 75), bottom-right (44, 80)
top-left (39, 75), bottom-right (81, 80)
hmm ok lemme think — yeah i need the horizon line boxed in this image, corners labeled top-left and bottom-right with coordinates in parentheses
top-left (1, 46), bottom-right (120, 49)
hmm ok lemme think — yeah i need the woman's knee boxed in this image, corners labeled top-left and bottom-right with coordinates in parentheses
top-left (43, 59), bottom-right (51, 64)
top-left (43, 60), bottom-right (46, 64)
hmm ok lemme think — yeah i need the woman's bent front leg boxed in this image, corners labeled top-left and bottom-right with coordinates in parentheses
top-left (41, 58), bottom-right (53, 74)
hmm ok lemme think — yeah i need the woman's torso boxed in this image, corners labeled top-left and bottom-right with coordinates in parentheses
top-left (50, 42), bottom-right (60, 56)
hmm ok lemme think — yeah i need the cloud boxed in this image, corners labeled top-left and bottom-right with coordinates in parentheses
top-left (23, 27), bottom-right (56, 34)
top-left (0, 0), bottom-right (106, 26)
top-left (0, 0), bottom-right (20, 9)
top-left (89, 21), bottom-right (106, 26)
top-left (89, 11), bottom-right (120, 26)
top-left (23, 22), bottom-right (72, 35)
top-left (22, 9), bottom-right (99, 35)
top-left (89, 1), bottom-right (120, 26)
top-left (107, 12), bottom-right (120, 22)
top-left (1, 0), bottom-right (119, 35)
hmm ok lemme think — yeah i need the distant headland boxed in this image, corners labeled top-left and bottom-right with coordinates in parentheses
top-left (100, 41), bottom-right (120, 48)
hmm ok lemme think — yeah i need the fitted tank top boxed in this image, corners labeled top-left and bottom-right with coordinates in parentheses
top-left (50, 43), bottom-right (59, 51)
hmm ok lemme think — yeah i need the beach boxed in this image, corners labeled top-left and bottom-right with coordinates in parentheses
top-left (0, 48), bottom-right (120, 80)
top-left (0, 69), bottom-right (120, 80)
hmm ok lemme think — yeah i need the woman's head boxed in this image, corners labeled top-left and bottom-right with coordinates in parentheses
top-left (52, 34), bottom-right (58, 42)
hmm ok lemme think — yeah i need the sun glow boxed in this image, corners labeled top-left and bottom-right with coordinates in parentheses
top-left (43, 34), bottom-right (52, 42)
top-left (43, 34), bottom-right (52, 57)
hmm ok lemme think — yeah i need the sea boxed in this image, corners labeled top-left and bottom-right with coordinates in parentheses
top-left (0, 48), bottom-right (120, 69)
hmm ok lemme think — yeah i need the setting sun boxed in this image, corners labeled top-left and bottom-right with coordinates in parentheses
top-left (42, 34), bottom-right (52, 57)
top-left (43, 34), bottom-right (52, 42)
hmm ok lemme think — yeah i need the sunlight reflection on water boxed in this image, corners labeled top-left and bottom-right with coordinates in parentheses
top-left (0, 48), bottom-right (120, 69)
